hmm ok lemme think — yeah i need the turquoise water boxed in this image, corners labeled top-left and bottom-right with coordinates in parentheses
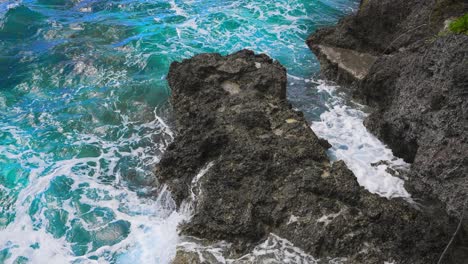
top-left (0, 0), bottom-right (358, 263)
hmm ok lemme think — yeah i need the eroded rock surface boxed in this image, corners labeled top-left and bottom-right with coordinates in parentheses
top-left (155, 50), bottom-right (455, 263)
top-left (307, 0), bottom-right (468, 261)
top-left (311, 45), bottom-right (377, 84)
top-left (308, 0), bottom-right (468, 218)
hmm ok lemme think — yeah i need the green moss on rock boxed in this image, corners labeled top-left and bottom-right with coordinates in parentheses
top-left (449, 13), bottom-right (468, 34)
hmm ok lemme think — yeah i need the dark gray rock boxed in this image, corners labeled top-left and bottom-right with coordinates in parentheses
top-left (363, 35), bottom-right (468, 218)
top-left (308, 0), bottom-right (468, 220)
top-left (307, 0), bottom-right (468, 262)
top-left (155, 50), bottom-right (456, 263)
top-left (308, 0), bottom-right (466, 54)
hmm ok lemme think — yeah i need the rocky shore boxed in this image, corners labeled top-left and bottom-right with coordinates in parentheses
top-left (308, 0), bottom-right (468, 261)
top-left (155, 50), bottom-right (458, 263)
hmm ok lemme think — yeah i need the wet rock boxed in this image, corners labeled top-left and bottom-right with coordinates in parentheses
top-left (440, 201), bottom-right (468, 264)
top-left (172, 234), bottom-right (325, 264)
top-left (318, 137), bottom-right (332, 149)
top-left (363, 35), bottom-right (468, 220)
top-left (155, 50), bottom-right (455, 263)
top-left (308, 0), bottom-right (468, 218)
top-left (307, 0), bottom-right (468, 261)
top-left (172, 250), bottom-right (203, 264)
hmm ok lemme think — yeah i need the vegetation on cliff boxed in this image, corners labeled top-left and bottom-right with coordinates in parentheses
top-left (449, 13), bottom-right (468, 34)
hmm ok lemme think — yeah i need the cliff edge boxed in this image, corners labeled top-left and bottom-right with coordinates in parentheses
top-left (307, 0), bottom-right (468, 262)
top-left (155, 50), bottom-right (455, 263)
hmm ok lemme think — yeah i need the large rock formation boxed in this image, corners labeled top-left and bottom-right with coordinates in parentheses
top-left (155, 50), bottom-right (456, 263)
top-left (307, 0), bottom-right (468, 262)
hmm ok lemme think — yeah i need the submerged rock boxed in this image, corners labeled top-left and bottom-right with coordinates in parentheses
top-left (155, 50), bottom-right (455, 263)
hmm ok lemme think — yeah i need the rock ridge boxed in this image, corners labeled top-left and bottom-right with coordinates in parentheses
top-left (307, 0), bottom-right (468, 262)
top-left (155, 50), bottom-right (455, 263)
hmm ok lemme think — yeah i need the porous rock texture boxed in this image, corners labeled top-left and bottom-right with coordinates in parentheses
top-left (309, 0), bottom-right (468, 214)
top-left (307, 0), bottom-right (468, 262)
top-left (155, 50), bottom-right (455, 263)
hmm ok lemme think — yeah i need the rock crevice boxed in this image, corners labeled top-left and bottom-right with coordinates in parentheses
top-left (155, 50), bottom-right (455, 263)
top-left (308, 0), bottom-right (468, 262)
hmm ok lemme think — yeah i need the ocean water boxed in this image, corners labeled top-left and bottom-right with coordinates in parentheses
top-left (0, 0), bottom-right (408, 263)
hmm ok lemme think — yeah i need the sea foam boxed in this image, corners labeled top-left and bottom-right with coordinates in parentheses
top-left (311, 81), bottom-right (410, 198)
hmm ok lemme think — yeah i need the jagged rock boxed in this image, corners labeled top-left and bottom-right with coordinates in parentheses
top-left (172, 250), bottom-right (201, 264)
top-left (307, 0), bottom-right (468, 261)
top-left (307, 0), bottom-right (466, 54)
top-left (308, 0), bottom-right (468, 219)
top-left (155, 50), bottom-right (456, 263)
top-left (362, 35), bottom-right (468, 218)
top-left (441, 201), bottom-right (468, 264)
top-left (310, 45), bottom-right (377, 85)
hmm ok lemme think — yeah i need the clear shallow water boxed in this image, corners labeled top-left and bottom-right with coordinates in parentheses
top-left (0, 0), bottom-right (408, 263)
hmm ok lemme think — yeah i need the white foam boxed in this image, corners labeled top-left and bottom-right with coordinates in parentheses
top-left (176, 233), bottom-right (347, 264)
top-left (0, 0), bottom-right (21, 19)
top-left (112, 186), bottom-right (190, 264)
top-left (236, 234), bottom-right (321, 263)
top-left (169, 0), bottom-right (187, 17)
top-left (0, 110), bottom-right (186, 264)
top-left (317, 210), bottom-right (343, 226)
top-left (311, 81), bottom-right (410, 198)
top-left (190, 162), bottom-right (215, 202)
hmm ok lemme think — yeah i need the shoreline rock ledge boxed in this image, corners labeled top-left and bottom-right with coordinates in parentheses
top-left (307, 0), bottom-right (468, 219)
top-left (155, 50), bottom-right (455, 263)
top-left (307, 0), bottom-right (468, 261)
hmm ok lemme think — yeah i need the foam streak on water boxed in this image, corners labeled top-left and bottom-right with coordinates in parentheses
top-left (0, 109), bottom-right (189, 263)
top-left (311, 81), bottom-right (410, 198)
top-left (175, 234), bottom-right (335, 264)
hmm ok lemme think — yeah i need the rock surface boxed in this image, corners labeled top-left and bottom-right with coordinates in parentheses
top-left (308, 0), bottom-right (468, 219)
top-left (155, 50), bottom-right (456, 263)
top-left (307, 0), bottom-right (468, 261)
top-left (311, 45), bottom-right (377, 85)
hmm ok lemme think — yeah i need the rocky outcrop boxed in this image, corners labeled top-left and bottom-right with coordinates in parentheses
top-left (155, 50), bottom-right (456, 263)
top-left (307, 0), bottom-right (468, 262)
top-left (310, 45), bottom-right (377, 86)
top-left (308, 0), bottom-right (468, 215)
top-left (308, 0), bottom-right (467, 54)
